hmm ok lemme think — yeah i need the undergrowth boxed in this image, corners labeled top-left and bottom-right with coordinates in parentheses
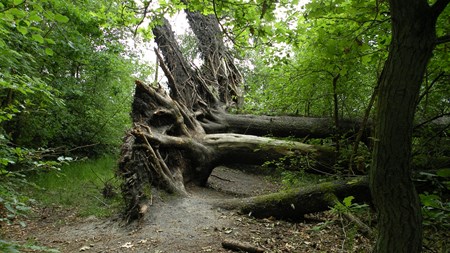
top-left (1, 155), bottom-right (122, 252)
top-left (27, 155), bottom-right (122, 218)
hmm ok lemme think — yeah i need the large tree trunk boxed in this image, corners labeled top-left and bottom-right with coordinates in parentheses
top-left (370, 1), bottom-right (448, 252)
top-left (185, 9), bottom-right (243, 108)
top-left (203, 113), bottom-right (369, 139)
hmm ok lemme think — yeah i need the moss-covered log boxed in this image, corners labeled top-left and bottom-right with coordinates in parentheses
top-left (217, 177), bottom-right (370, 219)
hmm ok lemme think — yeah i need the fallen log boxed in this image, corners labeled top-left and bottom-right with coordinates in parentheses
top-left (216, 177), bottom-right (370, 220)
top-left (341, 211), bottom-right (373, 238)
top-left (222, 239), bottom-right (265, 253)
top-left (221, 114), bottom-right (366, 139)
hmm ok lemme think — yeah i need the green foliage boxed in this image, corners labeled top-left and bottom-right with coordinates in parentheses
top-left (419, 168), bottom-right (450, 251)
top-left (0, 133), bottom-right (70, 226)
top-left (0, 178), bottom-right (33, 226)
top-left (418, 168), bottom-right (450, 230)
top-left (27, 156), bottom-right (122, 218)
top-left (241, 0), bottom-right (390, 117)
top-left (177, 31), bottom-right (201, 63)
top-left (0, 239), bottom-right (59, 253)
top-left (262, 153), bottom-right (326, 188)
top-left (420, 193), bottom-right (449, 228)
top-left (331, 195), bottom-right (370, 215)
top-left (0, 0), bottom-right (147, 248)
top-left (1, 0), bottom-right (153, 155)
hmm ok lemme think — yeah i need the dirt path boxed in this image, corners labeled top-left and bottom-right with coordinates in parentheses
top-left (4, 167), bottom-right (372, 252)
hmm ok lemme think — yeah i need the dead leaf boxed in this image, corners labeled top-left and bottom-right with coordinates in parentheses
top-left (121, 242), bottom-right (133, 248)
top-left (79, 245), bottom-right (91, 251)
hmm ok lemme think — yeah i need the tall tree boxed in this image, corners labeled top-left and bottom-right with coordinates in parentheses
top-left (370, 0), bottom-right (449, 252)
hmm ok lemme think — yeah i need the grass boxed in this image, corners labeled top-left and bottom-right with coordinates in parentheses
top-left (27, 155), bottom-right (122, 218)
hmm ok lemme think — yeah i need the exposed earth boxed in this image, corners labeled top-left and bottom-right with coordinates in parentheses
top-left (4, 166), bottom-right (374, 253)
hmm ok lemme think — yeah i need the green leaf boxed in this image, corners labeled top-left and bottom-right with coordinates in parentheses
top-left (44, 11), bottom-right (55, 20)
top-left (13, 0), bottom-right (23, 5)
top-left (54, 13), bottom-right (69, 23)
top-left (343, 196), bottom-right (354, 207)
top-left (29, 13), bottom-right (42, 22)
top-left (8, 8), bottom-right (26, 18)
top-left (45, 48), bottom-right (54, 56)
top-left (19, 19), bottom-right (30, 27)
top-left (16, 26), bottom-right (28, 35)
top-left (4, 203), bottom-right (15, 213)
top-left (45, 38), bottom-right (56, 44)
top-left (32, 34), bottom-right (44, 44)
top-left (436, 168), bottom-right (450, 178)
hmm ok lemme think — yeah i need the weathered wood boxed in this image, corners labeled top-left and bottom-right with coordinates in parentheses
top-left (202, 113), bottom-right (368, 139)
top-left (222, 239), bottom-right (265, 253)
top-left (342, 211), bottom-right (373, 238)
top-left (217, 177), bottom-right (370, 220)
top-left (118, 80), bottom-right (338, 220)
top-left (203, 133), bottom-right (335, 169)
top-left (126, 128), bottom-right (335, 186)
top-left (185, 9), bottom-right (243, 108)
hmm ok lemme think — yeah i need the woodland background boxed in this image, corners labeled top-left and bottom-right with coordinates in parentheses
top-left (0, 0), bottom-right (449, 252)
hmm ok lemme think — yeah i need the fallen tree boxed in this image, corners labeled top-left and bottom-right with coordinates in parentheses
top-left (118, 81), bottom-right (337, 220)
top-left (217, 176), bottom-right (370, 219)
top-left (117, 10), bottom-right (369, 221)
top-left (117, 7), bottom-right (450, 222)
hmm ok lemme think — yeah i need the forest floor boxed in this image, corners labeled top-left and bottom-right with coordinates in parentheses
top-left (4, 166), bottom-right (374, 253)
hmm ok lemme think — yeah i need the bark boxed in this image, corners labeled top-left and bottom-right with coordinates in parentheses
top-left (222, 239), bottom-right (264, 253)
top-left (202, 113), bottom-right (369, 140)
top-left (203, 112), bottom-right (446, 141)
top-left (370, 0), bottom-right (449, 252)
top-left (217, 177), bottom-right (370, 220)
top-left (185, 10), bottom-right (243, 107)
top-left (332, 74), bottom-right (341, 153)
top-left (203, 133), bottom-right (334, 168)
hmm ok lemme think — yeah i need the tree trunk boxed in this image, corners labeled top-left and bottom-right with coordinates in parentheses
top-left (332, 73), bottom-right (341, 153)
top-left (370, 1), bottom-right (448, 252)
top-left (185, 9), bottom-right (243, 108)
top-left (204, 113), bottom-right (369, 139)
top-left (218, 177), bottom-right (370, 220)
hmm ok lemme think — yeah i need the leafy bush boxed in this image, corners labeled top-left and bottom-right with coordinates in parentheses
top-left (0, 134), bottom-right (70, 226)
top-left (419, 168), bottom-right (450, 230)
top-left (331, 196), bottom-right (370, 215)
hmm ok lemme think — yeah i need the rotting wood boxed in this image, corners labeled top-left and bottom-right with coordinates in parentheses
top-left (216, 177), bottom-right (370, 220)
top-left (222, 239), bottom-right (265, 253)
